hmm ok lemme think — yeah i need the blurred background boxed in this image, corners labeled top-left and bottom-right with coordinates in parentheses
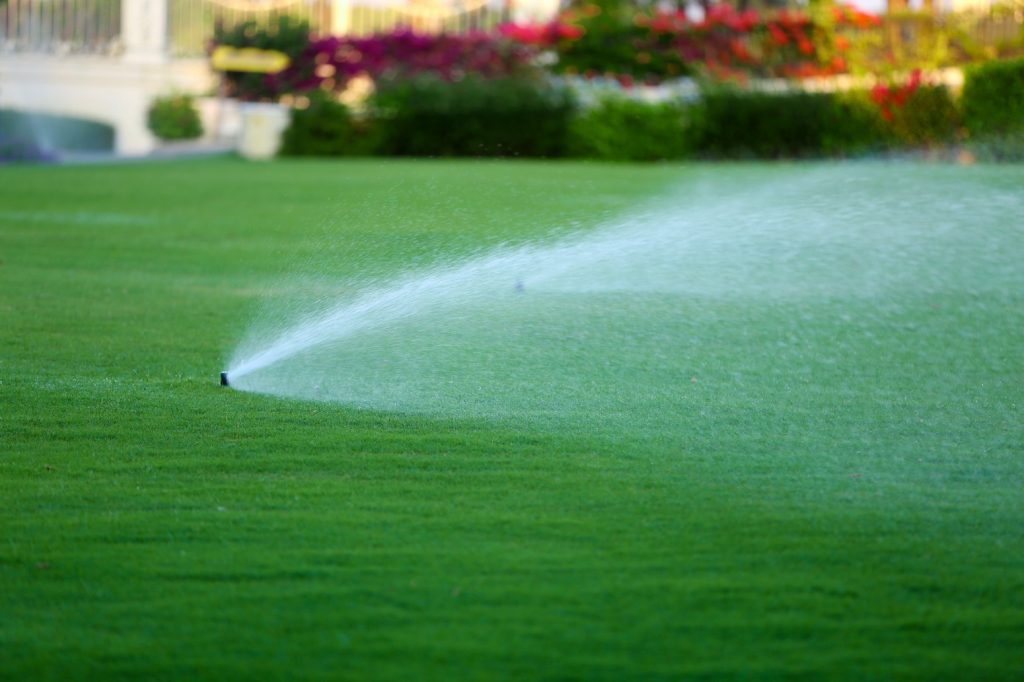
top-left (0, 0), bottom-right (1022, 159)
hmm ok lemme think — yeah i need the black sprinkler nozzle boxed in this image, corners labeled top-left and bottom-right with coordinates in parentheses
top-left (220, 371), bottom-right (229, 387)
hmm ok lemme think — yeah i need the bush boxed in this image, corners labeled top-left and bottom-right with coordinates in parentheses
top-left (961, 57), bottom-right (1024, 161)
top-left (147, 95), bottom-right (203, 141)
top-left (687, 87), bottom-right (887, 158)
top-left (370, 75), bottom-right (577, 157)
top-left (280, 95), bottom-right (375, 156)
top-left (567, 97), bottom-right (689, 161)
top-left (889, 84), bottom-right (960, 147)
top-left (962, 57), bottom-right (1024, 137)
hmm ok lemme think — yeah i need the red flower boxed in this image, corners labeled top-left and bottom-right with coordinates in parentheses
top-left (852, 9), bottom-right (881, 28)
top-left (767, 23), bottom-right (789, 46)
top-left (497, 23), bottom-right (548, 45)
top-left (738, 10), bottom-right (760, 31)
top-left (870, 83), bottom-right (889, 105)
top-left (705, 4), bottom-right (735, 27)
top-left (554, 22), bottom-right (584, 41)
top-left (648, 10), bottom-right (687, 33)
top-left (730, 38), bottom-right (752, 62)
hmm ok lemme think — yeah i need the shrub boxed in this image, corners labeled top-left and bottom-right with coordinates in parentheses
top-left (280, 94), bottom-right (376, 156)
top-left (889, 84), bottom-right (960, 147)
top-left (567, 97), bottom-right (689, 161)
top-left (687, 87), bottom-right (886, 158)
top-left (960, 57), bottom-right (1024, 161)
top-left (147, 95), bottom-right (203, 141)
top-left (370, 75), bottom-right (577, 157)
top-left (962, 56), bottom-right (1024, 137)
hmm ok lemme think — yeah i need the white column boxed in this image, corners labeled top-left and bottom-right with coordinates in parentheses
top-left (122, 0), bottom-right (170, 64)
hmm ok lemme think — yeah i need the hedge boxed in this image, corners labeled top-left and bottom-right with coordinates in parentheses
top-left (962, 56), bottom-right (1024, 137)
top-left (280, 95), bottom-right (375, 157)
top-left (567, 97), bottom-right (690, 161)
top-left (279, 78), bottom-right (970, 161)
top-left (368, 75), bottom-right (577, 158)
top-left (962, 57), bottom-right (1024, 161)
top-left (686, 87), bottom-right (888, 158)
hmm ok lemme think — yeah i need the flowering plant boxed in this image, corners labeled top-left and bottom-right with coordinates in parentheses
top-left (496, 1), bottom-right (882, 83)
top-left (215, 25), bottom-right (541, 101)
top-left (870, 68), bottom-right (923, 120)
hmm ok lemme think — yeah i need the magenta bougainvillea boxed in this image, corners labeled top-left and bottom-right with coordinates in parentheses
top-left (223, 29), bottom-right (540, 101)
top-left (214, 2), bottom-right (884, 100)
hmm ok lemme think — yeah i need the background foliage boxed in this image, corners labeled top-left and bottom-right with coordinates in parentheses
top-left (147, 95), bottom-right (204, 141)
top-left (369, 75), bottom-right (577, 157)
top-left (209, 6), bottom-right (1024, 160)
top-left (566, 97), bottom-right (691, 160)
top-left (961, 55), bottom-right (1024, 159)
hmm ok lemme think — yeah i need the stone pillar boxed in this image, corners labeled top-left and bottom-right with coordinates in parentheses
top-left (122, 0), bottom-right (170, 64)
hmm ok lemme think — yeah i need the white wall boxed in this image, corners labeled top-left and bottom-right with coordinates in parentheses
top-left (0, 55), bottom-right (216, 154)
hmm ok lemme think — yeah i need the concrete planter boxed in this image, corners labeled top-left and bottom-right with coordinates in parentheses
top-left (237, 102), bottom-right (290, 160)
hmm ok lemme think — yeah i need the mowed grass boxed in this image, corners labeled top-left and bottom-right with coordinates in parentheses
top-left (1, 157), bottom-right (1022, 680)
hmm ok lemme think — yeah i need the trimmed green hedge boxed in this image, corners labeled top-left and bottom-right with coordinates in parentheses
top-left (687, 88), bottom-right (888, 159)
top-left (280, 95), bottom-right (375, 156)
top-left (962, 57), bottom-right (1024, 137)
top-left (889, 85), bottom-right (960, 148)
top-left (279, 77), bottom-right (972, 161)
top-left (962, 57), bottom-right (1024, 161)
top-left (567, 97), bottom-right (690, 161)
top-left (370, 75), bottom-right (577, 157)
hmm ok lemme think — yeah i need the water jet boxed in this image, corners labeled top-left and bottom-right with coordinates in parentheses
top-left (224, 163), bottom-right (1024, 425)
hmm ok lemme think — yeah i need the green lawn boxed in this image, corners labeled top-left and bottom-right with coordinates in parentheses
top-left (2, 157), bottom-right (1022, 680)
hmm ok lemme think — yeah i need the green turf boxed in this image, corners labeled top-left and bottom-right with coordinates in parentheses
top-left (1, 157), bottom-right (1022, 680)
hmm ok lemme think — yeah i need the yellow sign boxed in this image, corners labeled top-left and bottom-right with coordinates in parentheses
top-left (211, 46), bottom-right (290, 74)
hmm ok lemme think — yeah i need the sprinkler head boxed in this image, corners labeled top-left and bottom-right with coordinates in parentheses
top-left (220, 371), bottom-right (229, 387)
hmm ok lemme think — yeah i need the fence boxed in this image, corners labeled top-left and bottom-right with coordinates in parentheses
top-left (1, 0), bottom-right (1020, 61)
top-left (873, 4), bottom-right (1024, 66)
top-left (167, 0), bottom-right (513, 56)
top-left (0, 0), bottom-right (121, 54)
top-left (169, 0), bottom-right (328, 55)
top-left (0, 0), bottom-right (513, 56)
